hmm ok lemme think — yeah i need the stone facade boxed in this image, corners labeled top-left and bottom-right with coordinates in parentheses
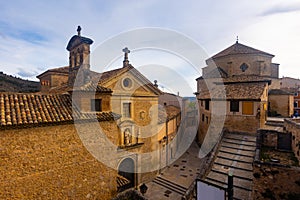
top-left (269, 90), bottom-right (294, 117)
top-left (285, 119), bottom-right (300, 162)
top-left (0, 123), bottom-right (118, 199)
top-left (1, 27), bottom-right (184, 199)
top-left (195, 41), bottom-right (284, 144)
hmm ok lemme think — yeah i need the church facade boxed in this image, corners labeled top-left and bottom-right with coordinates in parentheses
top-left (195, 41), bottom-right (293, 143)
top-left (0, 27), bottom-right (181, 199)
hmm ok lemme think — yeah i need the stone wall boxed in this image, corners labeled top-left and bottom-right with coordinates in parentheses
top-left (269, 94), bottom-right (293, 117)
top-left (284, 119), bottom-right (300, 162)
top-left (0, 123), bottom-right (118, 199)
top-left (207, 54), bottom-right (275, 77)
top-left (224, 115), bottom-right (259, 134)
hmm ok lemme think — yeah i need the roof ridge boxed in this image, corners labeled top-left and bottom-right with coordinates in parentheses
top-left (211, 42), bottom-right (274, 59)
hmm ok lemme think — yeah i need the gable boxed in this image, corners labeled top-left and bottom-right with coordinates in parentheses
top-left (98, 66), bottom-right (162, 96)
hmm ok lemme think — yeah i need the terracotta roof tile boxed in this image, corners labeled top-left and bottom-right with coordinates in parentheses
top-left (72, 82), bottom-right (112, 93)
top-left (36, 66), bottom-right (69, 78)
top-left (212, 42), bottom-right (274, 59)
top-left (199, 82), bottom-right (267, 100)
top-left (0, 93), bottom-right (119, 129)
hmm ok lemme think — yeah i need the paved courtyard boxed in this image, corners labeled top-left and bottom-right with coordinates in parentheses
top-left (144, 141), bottom-right (204, 200)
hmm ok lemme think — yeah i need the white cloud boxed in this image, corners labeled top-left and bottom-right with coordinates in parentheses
top-left (0, 0), bottom-right (299, 84)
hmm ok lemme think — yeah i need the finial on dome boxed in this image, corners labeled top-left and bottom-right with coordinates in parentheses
top-left (236, 36), bottom-right (239, 44)
top-left (77, 26), bottom-right (81, 36)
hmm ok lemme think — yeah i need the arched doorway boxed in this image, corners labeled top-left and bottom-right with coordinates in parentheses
top-left (117, 158), bottom-right (135, 192)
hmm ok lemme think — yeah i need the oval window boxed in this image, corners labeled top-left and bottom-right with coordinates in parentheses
top-left (123, 78), bottom-right (132, 88)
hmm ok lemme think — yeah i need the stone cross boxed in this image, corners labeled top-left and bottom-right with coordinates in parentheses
top-left (123, 47), bottom-right (130, 60)
top-left (122, 47), bottom-right (130, 67)
top-left (77, 26), bottom-right (82, 36)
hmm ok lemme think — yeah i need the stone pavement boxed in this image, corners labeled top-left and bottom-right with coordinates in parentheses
top-left (204, 132), bottom-right (256, 200)
top-left (144, 141), bottom-right (204, 200)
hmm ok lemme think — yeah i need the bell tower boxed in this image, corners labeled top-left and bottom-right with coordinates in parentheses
top-left (66, 26), bottom-right (93, 87)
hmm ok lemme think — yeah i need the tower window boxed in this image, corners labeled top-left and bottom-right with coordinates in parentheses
top-left (205, 100), bottom-right (210, 110)
top-left (91, 99), bottom-right (102, 112)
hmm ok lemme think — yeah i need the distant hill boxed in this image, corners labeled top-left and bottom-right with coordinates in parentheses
top-left (0, 71), bottom-right (40, 93)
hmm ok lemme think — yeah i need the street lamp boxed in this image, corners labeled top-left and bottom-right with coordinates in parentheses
top-left (139, 183), bottom-right (148, 196)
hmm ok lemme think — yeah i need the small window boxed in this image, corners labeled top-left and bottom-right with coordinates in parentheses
top-left (294, 101), bottom-right (298, 108)
top-left (123, 78), bottom-right (132, 88)
top-left (240, 63), bottom-right (249, 72)
top-left (295, 93), bottom-right (298, 97)
top-left (205, 100), bottom-right (210, 110)
top-left (230, 100), bottom-right (239, 112)
top-left (242, 101), bottom-right (254, 115)
top-left (91, 99), bottom-right (102, 112)
top-left (123, 103), bottom-right (131, 118)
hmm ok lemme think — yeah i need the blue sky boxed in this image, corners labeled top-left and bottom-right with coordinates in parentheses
top-left (1, 0), bottom-right (300, 96)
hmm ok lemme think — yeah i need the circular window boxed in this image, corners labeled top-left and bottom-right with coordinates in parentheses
top-left (123, 78), bottom-right (132, 88)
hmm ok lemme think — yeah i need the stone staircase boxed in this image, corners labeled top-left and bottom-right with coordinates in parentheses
top-left (204, 132), bottom-right (256, 200)
top-left (152, 176), bottom-right (187, 197)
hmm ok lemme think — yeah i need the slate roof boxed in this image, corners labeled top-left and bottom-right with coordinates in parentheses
top-left (199, 81), bottom-right (267, 100)
top-left (0, 93), bottom-right (120, 129)
top-left (212, 42), bottom-right (274, 59)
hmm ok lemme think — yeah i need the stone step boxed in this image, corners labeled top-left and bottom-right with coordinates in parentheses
top-left (216, 154), bottom-right (253, 164)
top-left (265, 121), bottom-right (284, 127)
top-left (212, 165), bottom-right (253, 181)
top-left (205, 174), bottom-right (252, 192)
top-left (217, 151), bottom-right (254, 163)
top-left (152, 176), bottom-right (187, 195)
top-left (222, 138), bottom-right (256, 147)
top-left (224, 133), bottom-right (257, 143)
top-left (219, 149), bottom-right (254, 158)
top-left (214, 159), bottom-right (253, 172)
top-left (221, 143), bottom-right (256, 152)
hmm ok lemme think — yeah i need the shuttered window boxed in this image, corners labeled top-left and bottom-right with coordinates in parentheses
top-left (242, 101), bottom-right (254, 115)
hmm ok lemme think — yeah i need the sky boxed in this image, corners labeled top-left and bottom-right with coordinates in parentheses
top-left (1, 0), bottom-right (300, 96)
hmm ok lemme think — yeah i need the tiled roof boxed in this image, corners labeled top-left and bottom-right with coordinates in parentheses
top-left (203, 67), bottom-right (228, 79)
top-left (199, 82), bottom-right (267, 100)
top-left (222, 75), bottom-right (272, 83)
top-left (269, 89), bottom-right (292, 95)
top-left (36, 66), bottom-right (69, 78)
top-left (0, 93), bottom-right (119, 129)
top-left (212, 42), bottom-right (274, 59)
top-left (72, 82), bottom-right (112, 93)
top-left (158, 105), bottom-right (181, 124)
top-left (94, 65), bottom-right (162, 95)
top-left (66, 35), bottom-right (93, 51)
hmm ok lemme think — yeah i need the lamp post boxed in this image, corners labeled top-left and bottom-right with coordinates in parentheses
top-left (139, 183), bottom-right (148, 196)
